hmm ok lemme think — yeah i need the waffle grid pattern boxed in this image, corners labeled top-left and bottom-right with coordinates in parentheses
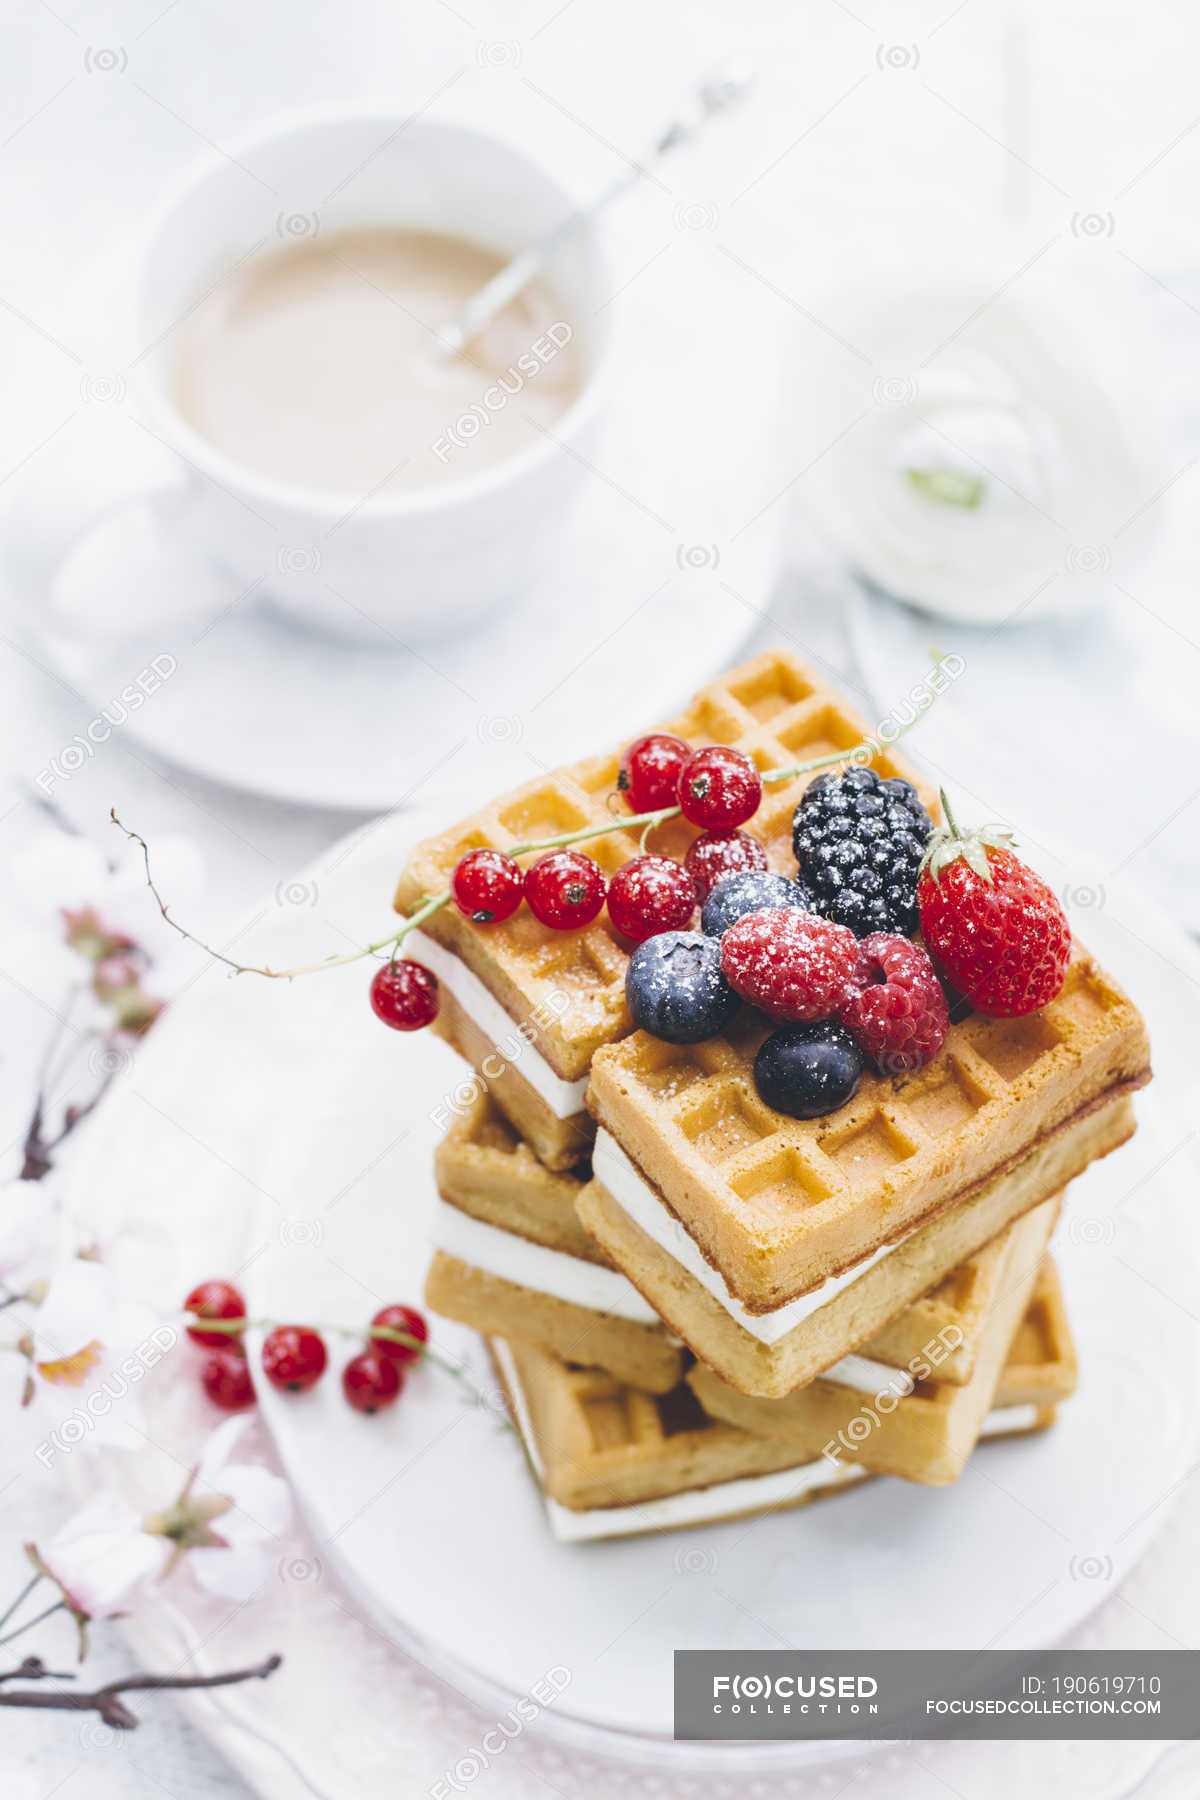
top-left (435, 1088), bottom-right (600, 1262)
top-left (504, 1263), bottom-right (1071, 1508)
top-left (595, 955), bottom-right (1136, 1249)
top-left (395, 651), bottom-right (936, 1078)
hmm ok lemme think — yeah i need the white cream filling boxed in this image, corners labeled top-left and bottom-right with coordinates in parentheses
top-left (817, 1351), bottom-right (917, 1398)
top-left (490, 1337), bottom-right (867, 1543)
top-left (979, 1401), bottom-right (1041, 1436)
top-left (592, 1130), bottom-right (922, 1347)
top-left (409, 930), bottom-right (589, 1119)
top-left (433, 1200), bottom-right (660, 1326)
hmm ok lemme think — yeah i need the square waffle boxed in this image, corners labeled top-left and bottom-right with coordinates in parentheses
top-left (586, 951), bottom-right (1148, 1312)
top-left (577, 1095), bottom-right (1133, 1395)
top-left (686, 1203), bottom-right (1057, 1485)
top-left (489, 1265), bottom-right (1075, 1538)
top-left (394, 649), bottom-right (936, 1168)
top-left (425, 1088), bottom-right (684, 1392)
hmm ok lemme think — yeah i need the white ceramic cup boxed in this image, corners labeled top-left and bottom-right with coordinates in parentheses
top-left (51, 106), bottom-right (612, 644)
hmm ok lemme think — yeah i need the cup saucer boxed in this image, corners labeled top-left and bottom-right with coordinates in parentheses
top-left (9, 234), bottom-right (786, 810)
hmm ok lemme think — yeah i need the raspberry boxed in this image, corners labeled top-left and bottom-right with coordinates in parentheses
top-left (677, 746), bottom-right (762, 830)
top-left (719, 907), bottom-right (859, 1021)
top-left (918, 812), bottom-right (1071, 1017)
top-left (683, 830), bottom-right (768, 902)
top-left (618, 732), bottom-right (691, 812)
top-left (793, 767), bottom-right (934, 938)
top-left (370, 960), bottom-right (439, 1030)
top-left (524, 851), bottom-right (607, 929)
top-left (839, 933), bottom-right (949, 1073)
top-left (450, 849), bottom-right (524, 924)
top-left (607, 855), bottom-right (696, 943)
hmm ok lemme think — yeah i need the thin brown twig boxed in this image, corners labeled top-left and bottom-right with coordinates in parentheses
top-left (0, 1652), bottom-right (282, 1727)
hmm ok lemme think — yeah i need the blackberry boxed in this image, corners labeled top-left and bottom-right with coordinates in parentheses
top-left (792, 767), bottom-right (933, 939)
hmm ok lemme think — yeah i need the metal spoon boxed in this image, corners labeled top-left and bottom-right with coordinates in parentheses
top-left (436, 59), bottom-right (756, 357)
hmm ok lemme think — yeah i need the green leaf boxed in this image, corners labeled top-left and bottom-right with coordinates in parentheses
top-left (905, 466), bottom-right (985, 510)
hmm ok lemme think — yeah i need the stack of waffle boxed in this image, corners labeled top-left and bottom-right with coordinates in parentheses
top-left (397, 651), bottom-right (1150, 1541)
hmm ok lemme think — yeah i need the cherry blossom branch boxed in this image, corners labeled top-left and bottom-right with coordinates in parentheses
top-left (0, 1652), bottom-right (282, 1727)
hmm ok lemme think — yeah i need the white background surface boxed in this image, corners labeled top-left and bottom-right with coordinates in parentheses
top-left (2, 1), bottom-right (1200, 1796)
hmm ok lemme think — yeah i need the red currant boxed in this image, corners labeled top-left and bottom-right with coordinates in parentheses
top-left (450, 849), bottom-right (524, 924)
top-left (607, 855), bottom-right (696, 944)
top-left (369, 960), bottom-right (439, 1031)
top-left (617, 732), bottom-right (691, 812)
top-left (201, 1346), bottom-right (256, 1411)
top-left (684, 830), bottom-right (769, 902)
top-left (369, 1303), bottom-right (428, 1365)
top-left (184, 1280), bottom-right (246, 1349)
top-left (342, 1350), bottom-right (403, 1414)
top-left (677, 746), bottom-right (762, 830)
top-left (524, 851), bottom-right (607, 929)
top-left (261, 1325), bottom-right (327, 1393)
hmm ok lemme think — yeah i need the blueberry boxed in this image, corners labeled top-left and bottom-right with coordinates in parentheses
top-left (701, 870), bottom-right (815, 939)
top-left (625, 931), bottom-right (740, 1044)
top-left (753, 1021), bottom-right (863, 1119)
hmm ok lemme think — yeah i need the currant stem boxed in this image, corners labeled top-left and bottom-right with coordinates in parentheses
top-left (189, 1315), bottom-right (460, 1379)
top-left (116, 654), bottom-right (950, 984)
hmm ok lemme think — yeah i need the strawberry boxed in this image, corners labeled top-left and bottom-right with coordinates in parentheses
top-left (917, 792), bottom-right (1071, 1018)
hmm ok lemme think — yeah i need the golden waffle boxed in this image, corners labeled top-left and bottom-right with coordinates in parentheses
top-left (395, 649), bottom-right (936, 1167)
top-left (489, 1268), bottom-right (1075, 1535)
top-left (577, 1098), bottom-right (1133, 1396)
top-left (435, 1088), bottom-right (600, 1262)
top-left (586, 953), bottom-right (1149, 1312)
top-left (427, 1088), bottom-right (683, 1391)
top-left (686, 1209), bottom-right (1057, 1485)
top-left (425, 1251), bottom-right (684, 1393)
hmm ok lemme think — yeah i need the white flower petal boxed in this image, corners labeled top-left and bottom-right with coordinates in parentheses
top-left (188, 1543), bottom-right (269, 1602)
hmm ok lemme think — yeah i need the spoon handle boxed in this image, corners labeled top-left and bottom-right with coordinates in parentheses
top-left (438, 59), bottom-right (755, 356)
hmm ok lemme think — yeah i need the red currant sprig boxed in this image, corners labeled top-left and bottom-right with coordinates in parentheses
top-left (684, 829), bottom-right (768, 901)
top-left (607, 855), bottom-right (696, 944)
top-left (618, 732), bottom-right (691, 812)
top-left (370, 960), bottom-right (439, 1032)
top-left (451, 848), bottom-right (524, 924)
top-left (524, 850), bottom-right (607, 928)
top-left (182, 1287), bottom-right (509, 1427)
top-left (116, 659), bottom-right (949, 1035)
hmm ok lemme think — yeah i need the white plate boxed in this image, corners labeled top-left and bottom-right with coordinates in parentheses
top-left (4, 233), bottom-right (779, 810)
top-left (66, 799), bottom-right (1200, 1778)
